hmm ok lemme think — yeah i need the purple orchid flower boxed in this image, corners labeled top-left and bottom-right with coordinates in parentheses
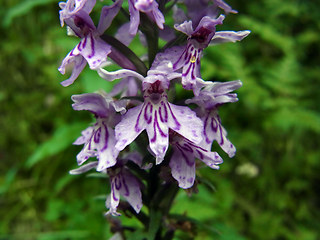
top-left (172, 14), bottom-right (250, 94)
top-left (106, 164), bottom-right (143, 216)
top-left (115, 80), bottom-right (203, 164)
top-left (72, 93), bottom-right (121, 171)
top-left (128, 0), bottom-right (165, 35)
top-left (69, 152), bottom-right (143, 216)
top-left (58, 0), bottom-right (122, 86)
top-left (169, 131), bottom-right (223, 189)
top-left (186, 80), bottom-right (242, 157)
top-left (98, 49), bottom-right (203, 164)
top-left (173, 15), bottom-right (224, 92)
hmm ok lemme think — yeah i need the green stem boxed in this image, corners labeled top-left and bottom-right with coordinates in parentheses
top-left (139, 13), bottom-right (159, 67)
top-left (101, 34), bottom-right (148, 76)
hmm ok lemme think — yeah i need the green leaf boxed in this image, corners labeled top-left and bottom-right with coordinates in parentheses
top-left (3, 0), bottom-right (57, 27)
top-left (25, 122), bottom-right (88, 168)
top-left (239, 16), bottom-right (293, 53)
top-left (267, 108), bottom-right (320, 133)
top-left (211, 223), bottom-right (248, 240)
top-left (37, 230), bottom-right (90, 240)
top-left (0, 167), bottom-right (18, 194)
top-left (148, 209), bottom-right (162, 240)
top-left (127, 230), bottom-right (148, 240)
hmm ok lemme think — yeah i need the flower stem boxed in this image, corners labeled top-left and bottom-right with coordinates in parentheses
top-left (139, 13), bottom-right (159, 68)
top-left (101, 34), bottom-right (148, 76)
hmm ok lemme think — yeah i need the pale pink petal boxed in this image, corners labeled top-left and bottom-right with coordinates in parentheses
top-left (169, 147), bottom-right (195, 189)
top-left (211, 30), bottom-right (251, 45)
top-left (115, 104), bottom-right (146, 151)
top-left (167, 103), bottom-right (203, 144)
top-left (203, 111), bottom-right (236, 157)
top-left (97, 0), bottom-right (123, 35)
top-left (59, 51), bottom-right (86, 87)
top-left (69, 161), bottom-right (98, 174)
top-left (119, 169), bottom-right (142, 213)
top-left (96, 126), bottom-right (119, 171)
top-left (73, 126), bottom-right (94, 145)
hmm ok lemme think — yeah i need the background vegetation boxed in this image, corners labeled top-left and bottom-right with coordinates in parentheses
top-left (1, 0), bottom-right (319, 239)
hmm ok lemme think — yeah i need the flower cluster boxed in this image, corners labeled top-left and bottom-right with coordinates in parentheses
top-left (58, 0), bottom-right (249, 216)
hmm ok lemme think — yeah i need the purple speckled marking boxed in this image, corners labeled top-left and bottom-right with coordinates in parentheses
top-left (115, 176), bottom-right (122, 190)
top-left (182, 62), bottom-right (192, 77)
top-left (173, 45), bottom-right (188, 69)
top-left (191, 129), bottom-right (198, 138)
top-left (210, 115), bottom-right (224, 145)
top-left (82, 35), bottom-right (87, 49)
top-left (87, 34), bottom-right (95, 59)
top-left (151, 111), bottom-right (167, 143)
top-left (203, 115), bottom-right (211, 144)
top-left (196, 149), bottom-right (204, 160)
top-left (219, 129), bottom-right (224, 145)
top-left (191, 61), bottom-right (196, 80)
top-left (187, 177), bottom-right (194, 183)
top-left (177, 147), bottom-right (194, 167)
top-left (189, 141), bottom-right (208, 152)
top-left (184, 52), bottom-right (190, 61)
top-left (150, 112), bottom-right (158, 143)
top-left (159, 101), bottom-right (168, 123)
top-left (167, 103), bottom-right (181, 130)
top-left (179, 143), bottom-right (193, 152)
top-left (175, 163), bottom-right (182, 173)
top-left (88, 127), bottom-right (95, 150)
top-left (186, 51), bottom-right (192, 63)
top-left (99, 122), bottom-right (109, 152)
top-left (210, 116), bottom-right (218, 133)
top-left (135, 105), bottom-right (144, 132)
top-left (69, 48), bottom-right (75, 57)
top-left (183, 44), bottom-right (192, 61)
top-left (94, 128), bottom-right (101, 143)
top-left (112, 183), bottom-right (119, 201)
top-left (144, 102), bottom-right (153, 124)
top-left (122, 176), bottom-right (130, 197)
top-left (77, 41), bottom-right (82, 51)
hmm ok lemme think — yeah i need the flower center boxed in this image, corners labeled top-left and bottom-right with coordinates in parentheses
top-left (149, 93), bottom-right (162, 104)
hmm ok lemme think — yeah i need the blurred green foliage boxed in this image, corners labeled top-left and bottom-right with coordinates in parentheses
top-left (1, 0), bottom-right (320, 239)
